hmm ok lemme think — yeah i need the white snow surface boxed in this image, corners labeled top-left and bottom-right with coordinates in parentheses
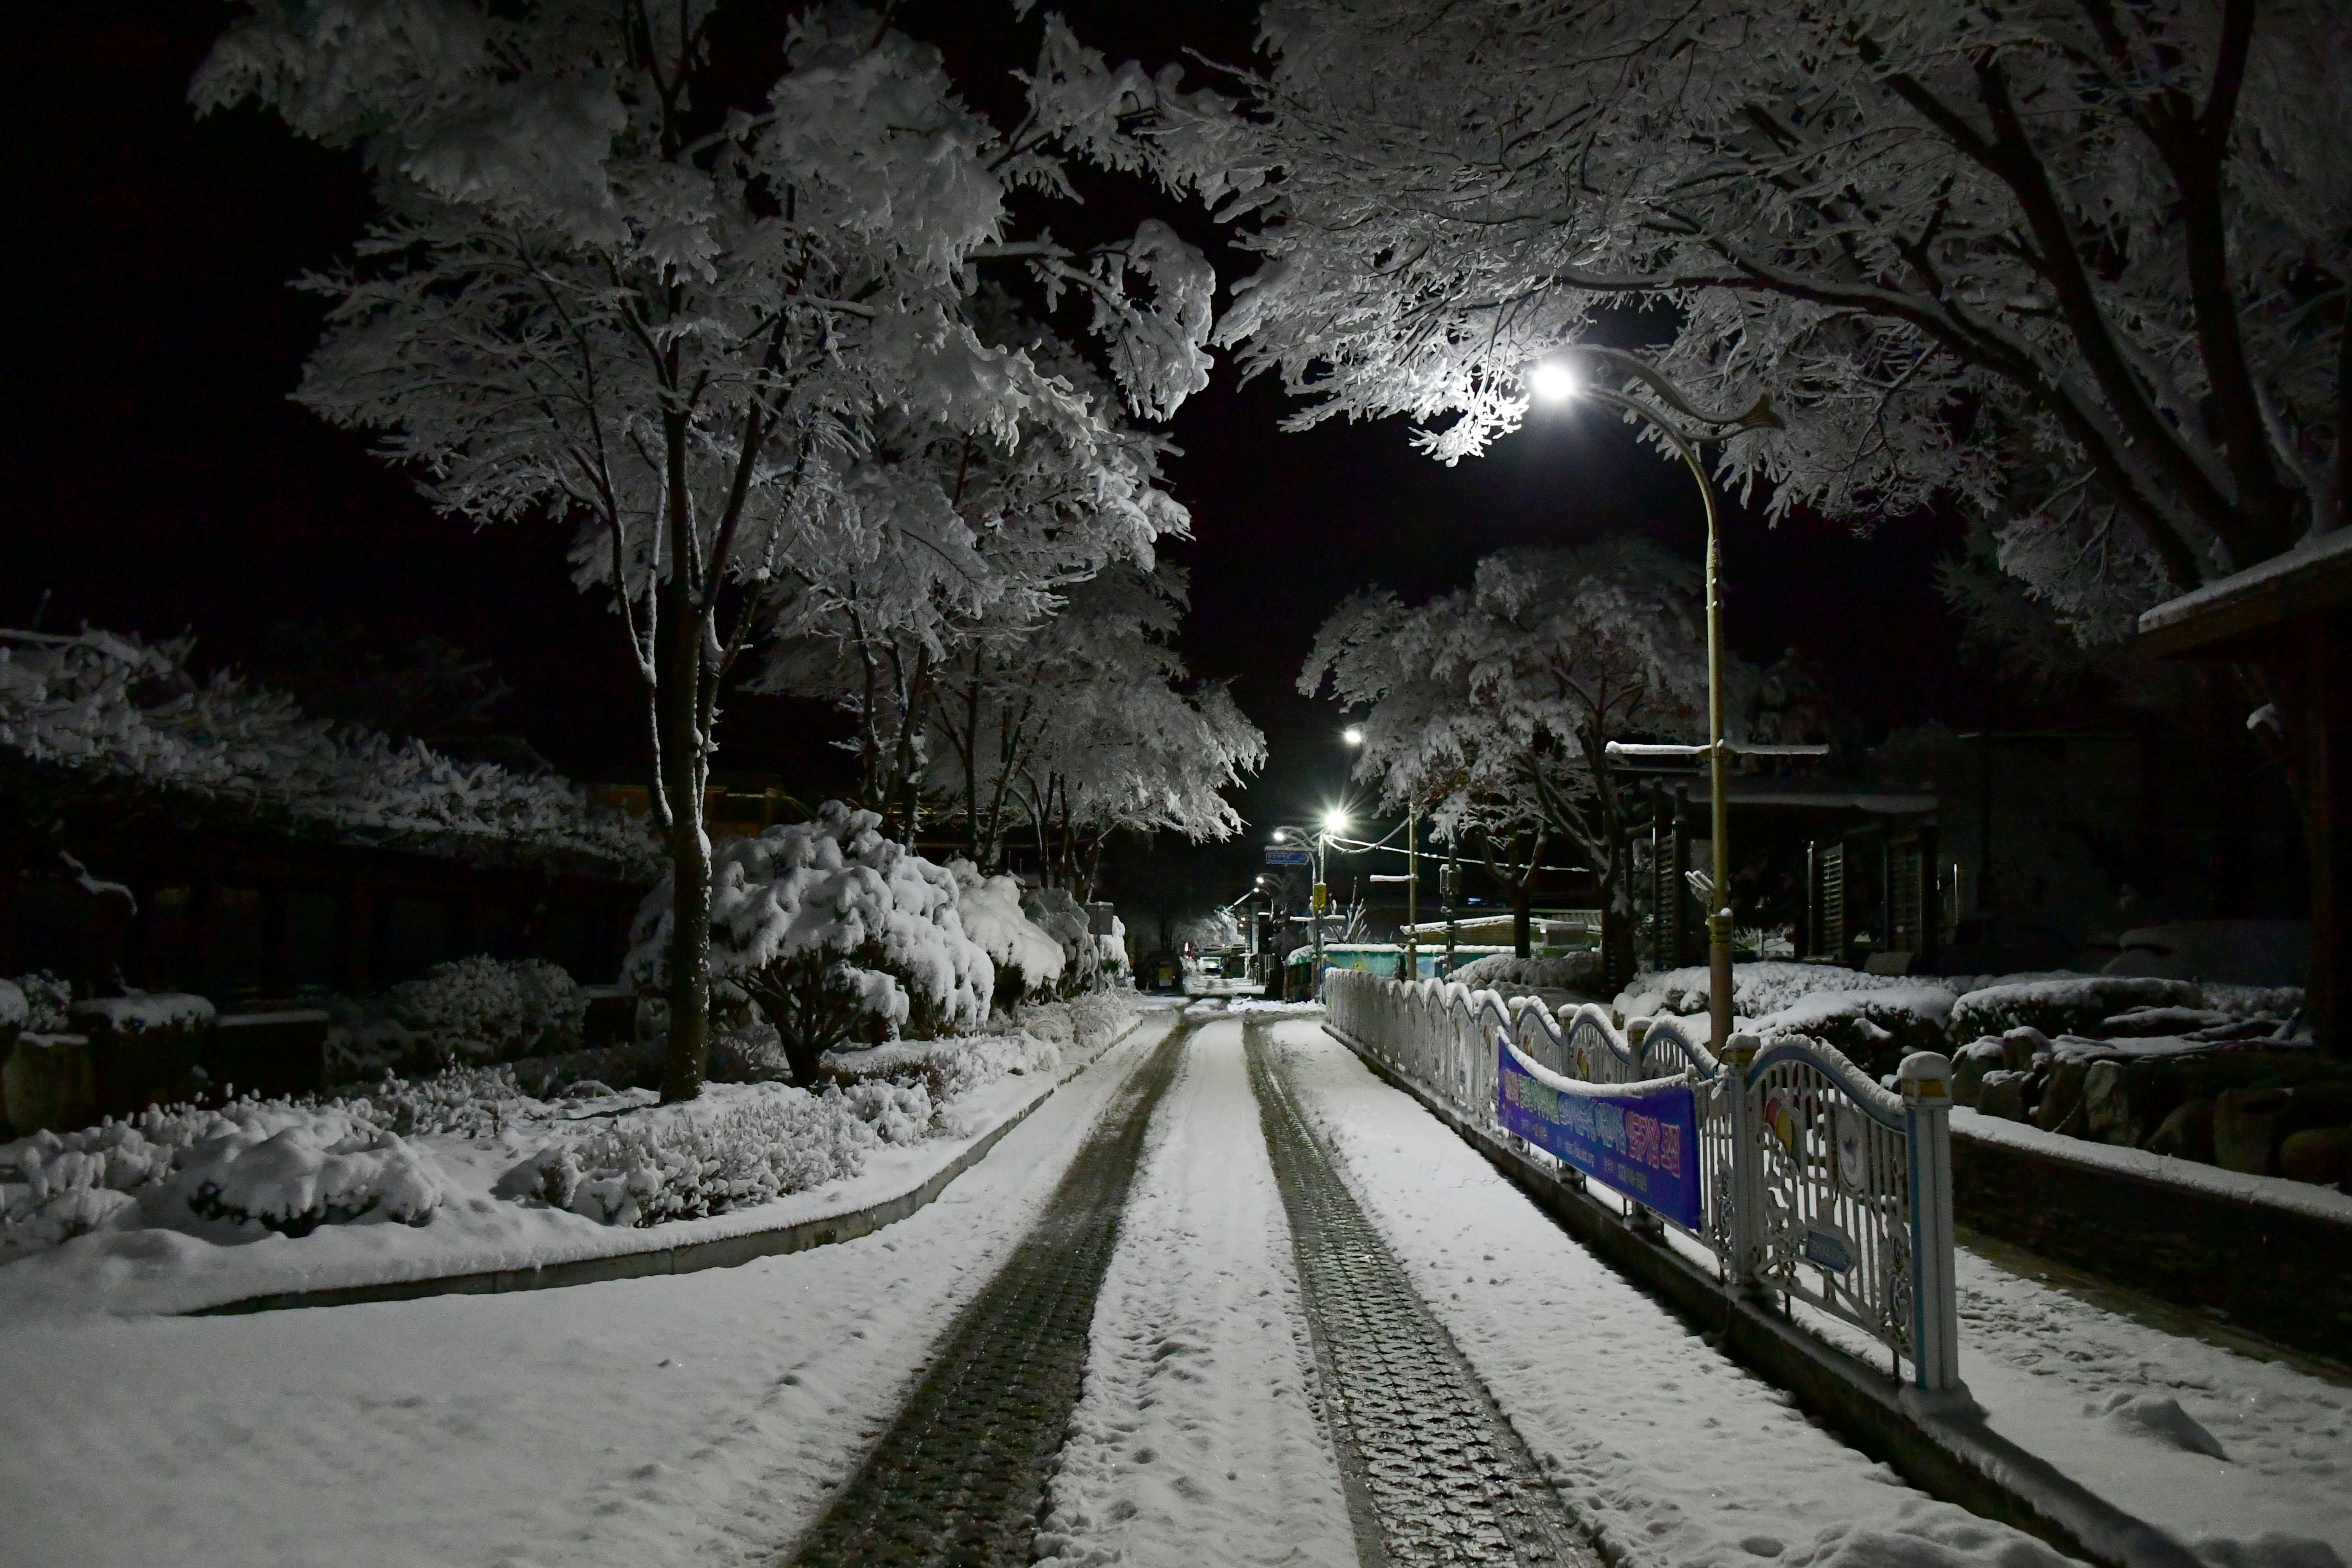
top-left (1451, 952), bottom-right (1602, 994)
top-left (1262, 1019), bottom-right (2081, 1568)
top-left (1952, 1108), bottom-right (2352, 1227)
top-left (1034, 1018), bottom-right (1356, 1568)
top-left (1619, 961), bottom-right (1964, 1021)
top-left (0, 1013), bottom-right (1131, 1318)
top-left (0, 1014), bottom-right (1182, 1568)
top-left (69, 992), bottom-right (217, 1032)
top-left (1750, 985), bottom-right (1956, 1036)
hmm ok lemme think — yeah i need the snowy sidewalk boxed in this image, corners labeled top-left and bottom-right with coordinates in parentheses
top-left (1277, 1015), bottom-right (2352, 1568)
top-left (0, 1015), bottom-right (1182, 1568)
top-left (1264, 1017), bottom-right (2087, 1568)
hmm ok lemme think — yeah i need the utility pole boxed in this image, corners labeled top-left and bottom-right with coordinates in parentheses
top-left (1405, 804), bottom-right (1418, 981)
top-left (1441, 847), bottom-right (1460, 979)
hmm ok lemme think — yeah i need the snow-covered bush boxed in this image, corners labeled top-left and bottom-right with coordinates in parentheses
top-left (0, 978), bottom-right (25, 1038)
top-left (393, 956), bottom-right (585, 1065)
top-left (9, 972), bottom-right (72, 1034)
top-left (1024, 885), bottom-right (1107, 997)
top-left (175, 1115), bottom-right (444, 1236)
top-left (2, 1095), bottom-right (453, 1249)
top-left (629, 803), bottom-right (993, 1086)
top-left (70, 993), bottom-right (216, 1035)
top-left (1619, 962), bottom-right (1936, 1021)
top-left (950, 860), bottom-right (1066, 1006)
top-left (494, 1083), bottom-right (874, 1227)
top-left (1452, 952), bottom-right (1602, 995)
top-left (1948, 977), bottom-right (2203, 1042)
top-left (1751, 987), bottom-right (1956, 1078)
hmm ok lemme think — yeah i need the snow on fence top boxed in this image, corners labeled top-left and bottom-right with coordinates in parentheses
top-left (0, 628), bottom-right (660, 877)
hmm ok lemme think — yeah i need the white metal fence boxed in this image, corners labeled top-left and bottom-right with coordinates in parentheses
top-left (1324, 969), bottom-right (1961, 1394)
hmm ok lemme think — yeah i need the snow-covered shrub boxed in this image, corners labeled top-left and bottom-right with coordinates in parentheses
top-left (1, 1094), bottom-right (454, 1248)
top-left (1024, 886), bottom-right (1108, 998)
top-left (629, 803), bottom-right (993, 1086)
top-left (9, 972), bottom-right (73, 1034)
top-left (1751, 987), bottom-right (1955, 1077)
top-left (495, 1083), bottom-right (871, 1227)
top-left (1452, 952), bottom-right (1602, 995)
top-left (393, 956), bottom-right (585, 1065)
top-left (351, 1064), bottom-right (534, 1139)
top-left (1949, 977), bottom-right (2203, 1042)
top-left (949, 860), bottom-right (1065, 1006)
top-left (1618, 961), bottom-right (1936, 1021)
top-left (176, 1115), bottom-right (444, 1235)
top-left (0, 978), bottom-right (25, 1038)
top-left (70, 993), bottom-right (217, 1035)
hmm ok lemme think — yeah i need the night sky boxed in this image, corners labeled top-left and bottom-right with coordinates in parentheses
top-left (8, 2), bottom-right (1975, 921)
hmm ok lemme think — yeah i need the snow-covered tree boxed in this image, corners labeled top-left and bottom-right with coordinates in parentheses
top-left (196, 2), bottom-right (1214, 1099)
top-left (1181, 0), bottom-right (2347, 612)
top-left (1303, 541), bottom-right (1712, 977)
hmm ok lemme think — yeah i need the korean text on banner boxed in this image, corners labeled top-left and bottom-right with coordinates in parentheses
top-left (1495, 1032), bottom-right (1704, 1231)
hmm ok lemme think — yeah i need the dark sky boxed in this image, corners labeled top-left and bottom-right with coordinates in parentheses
top-left (5, 2), bottom-right (1972, 919)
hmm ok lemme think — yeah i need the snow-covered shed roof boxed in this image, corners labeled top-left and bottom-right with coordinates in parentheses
top-left (2138, 528), bottom-right (2352, 657)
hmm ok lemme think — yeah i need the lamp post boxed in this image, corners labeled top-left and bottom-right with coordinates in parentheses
top-left (1273, 808), bottom-right (1352, 985)
top-left (1527, 349), bottom-right (1814, 1048)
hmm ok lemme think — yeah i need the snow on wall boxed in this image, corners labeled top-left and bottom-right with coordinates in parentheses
top-left (0, 627), bottom-right (659, 874)
top-left (69, 993), bottom-right (217, 1034)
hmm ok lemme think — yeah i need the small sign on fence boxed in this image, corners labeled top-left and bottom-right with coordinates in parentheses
top-left (1495, 1033), bottom-right (1704, 1232)
top-left (1264, 846), bottom-right (1312, 866)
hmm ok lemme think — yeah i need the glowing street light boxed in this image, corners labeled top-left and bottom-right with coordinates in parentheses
top-left (1526, 358), bottom-right (1579, 404)
top-left (1526, 345), bottom-right (1787, 1048)
top-left (1322, 808), bottom-right (1351, 836)
top-left (1342, 725), bottom-right (1364, 746)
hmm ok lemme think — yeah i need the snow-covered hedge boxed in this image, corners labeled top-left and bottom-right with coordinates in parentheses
top-left (392, 956), bottom-right (585, 1065)
top-left (1947, 977), bottom-right (2205, 1042)
top-left (1451, 952), bottom-right (1602, 994)
top-left (2, 1097), bottom-right (450, 1248)
top-left (1750, 986), bottom-right (1956, 1077)
top-left (0, 627), bottom-right (658, 874)
top-left (949, 860), bottom-right (1066, 1004)
top-left (1024, 885), bottom-right (1110, 998)
top-left (1617, 961), bottom-right (1944, 1021)
top-left (629, 803), bottom-right (993, 1085)
top-left (70, 993), bottom-right (217, 1035)
top-left (0, 978), bottom-right (23, 1037)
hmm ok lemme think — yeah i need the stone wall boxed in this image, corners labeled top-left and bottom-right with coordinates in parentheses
top-left (1950, 1122), bottom-right (2352, 1362)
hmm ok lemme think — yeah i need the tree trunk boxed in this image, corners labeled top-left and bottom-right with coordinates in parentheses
top-left (1513, 886), bottom-right (1533, 958)
top-left (657, 419), bottom-right (710, 1105)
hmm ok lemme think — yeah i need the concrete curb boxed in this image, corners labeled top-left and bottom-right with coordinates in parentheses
top-left (1324, 1023), bottom-right (2201, 1568)
top-left (190, 1015), bottom-right (1151, 1318)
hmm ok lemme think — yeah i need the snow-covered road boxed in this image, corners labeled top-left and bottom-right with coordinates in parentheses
top-left (6, 1007), bottom-right (2344, 1568)
top-left (0, 1015), bottom-right (1185, 1568)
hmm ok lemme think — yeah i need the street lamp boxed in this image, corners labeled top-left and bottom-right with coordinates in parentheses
top-left (1528, 347), bottom-right (1811, 1050)
top-left (1342, 725), bottom-right (1364, 746)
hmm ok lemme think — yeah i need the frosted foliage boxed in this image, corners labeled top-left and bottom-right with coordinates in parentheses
top-left (1143, 0), bottom-right (2352, 612)
top-left (192, 0), bottom-right (1217, 702)
top-left (9, 974), bottom-right (70, 1034)
top-left (1303, 541), bottom-right (1707, 865)
top-left (0, 629), bottom-right (656, 871)
top-left (393, 956), bottom-right (585, 1064)
top-left (0, 979), bottom-right (29, 1034)
top-left (947, 860), bottom-right (1067, 990)
top-left (627, 801), bottom-right (993, 1037)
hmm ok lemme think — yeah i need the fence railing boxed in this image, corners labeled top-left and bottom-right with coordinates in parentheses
top-left (1324, 969), bottom-right (1961, 1393)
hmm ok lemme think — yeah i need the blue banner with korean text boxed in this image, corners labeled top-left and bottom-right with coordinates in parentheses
top-left (1495, 1033), bottom-right (1704, 1232)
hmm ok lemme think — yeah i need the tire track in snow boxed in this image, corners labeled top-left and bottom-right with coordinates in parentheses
top-left (782, 1020), bottom-right (1194, 1567)
top-left (1247, 1019), bottom-right (1604, 1568)
top-left (1032, 1016), bottom-right (1358, 1568)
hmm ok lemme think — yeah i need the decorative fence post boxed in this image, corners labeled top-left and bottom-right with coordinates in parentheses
top-left (1721, 1031), bottom-right (1764, 1288)
top-left (1898, 1052), bottom-right (1963, 1396)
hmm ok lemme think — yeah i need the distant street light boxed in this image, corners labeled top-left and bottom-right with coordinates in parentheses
top-left (1342, 725), bottom-right (1364, 746)
top-left (1527, 347), bottom-right (1794, 1047)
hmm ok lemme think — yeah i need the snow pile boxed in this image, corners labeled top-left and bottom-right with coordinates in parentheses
top-left (393, 956), bottom-right (585, 1064)
top-left (0, 627), bottom-right (659, 874)
top-left (1949, 976), bottom-right (2204, 1040)
top-left (630, 803), bottom-right (993, 1082)
top-left (1618, 961), bottom-right (1935, 1020)
top-left (947, 860), bottom-right (1066, 1002)
top-left (1450, 951), bottom-right (1601, 994)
